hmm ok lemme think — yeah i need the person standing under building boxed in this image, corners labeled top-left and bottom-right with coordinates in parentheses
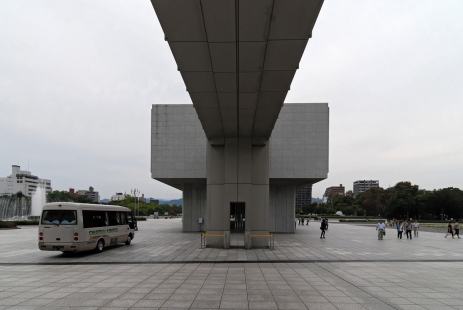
top-left (376, 220), bottom-right (386, 240)
top-left (320, 219), bottom-right (327, 239)
top-left (405, 220), bottom-right (413, 239)
top-left (397, 221), bottom-right (403, 239)
top-left (413, 220), bottom-right (420, 238)
top-left (445, 221), bottom-right (454, 238)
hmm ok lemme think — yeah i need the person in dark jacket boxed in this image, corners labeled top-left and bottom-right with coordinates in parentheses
top-left (320, 219), bottom-right (327, 239)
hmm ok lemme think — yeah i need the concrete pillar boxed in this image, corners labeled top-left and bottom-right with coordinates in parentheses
top-left (205, 138), bottom-right (270, 248)
top-left (269, 185), bottom-right (296, 233)
top-left (182, 184), bottom-right (206, 232)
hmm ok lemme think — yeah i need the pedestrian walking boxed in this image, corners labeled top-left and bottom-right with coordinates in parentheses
top-left (405, 220), bottom-right (413, 239)
top-left (454, 220), bottom-right (461, 239)
top-left (377, 220), bottom-right (386, 240)
top-left (320, 219), bottom-right (327, 238)
top-left (413, 220), bottom-right (420, 237)
top-left (306, 217), bottom-right (309, 226)
top-left (445, 221), bottom-right (454, 238)
top-left (325, 218), bottom-right (329, 230)
top-left (397, 221), bottom-right (403, 239)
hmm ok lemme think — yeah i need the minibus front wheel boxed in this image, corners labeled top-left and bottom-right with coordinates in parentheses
top-left (125, 234), bottom-right (132, 246)
top-left (95, 239), bottom-right (105, 253)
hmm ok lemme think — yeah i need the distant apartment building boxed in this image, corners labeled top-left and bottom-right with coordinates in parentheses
top-left (345, 190), bottom-right (353, 197)
top-left (353, 180), bottom-right (379, 196)
top-left (295, 185), bottom-right (312, 207)
top-left (0, 165), bottom-right (52, 197)
top-left (77, 186), bottom-right (100, 203)
top-left (323, 184), bottom-right (345, 198)
top-left (111, 192), bottom-right (126, 201)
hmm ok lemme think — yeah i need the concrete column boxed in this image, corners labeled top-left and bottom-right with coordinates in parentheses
top-left (182, 183), bottom-right (206, 232)
top-left (269, 185), bottom-right (296, 233)
top-left (205, 138), bottom-right (270, 248)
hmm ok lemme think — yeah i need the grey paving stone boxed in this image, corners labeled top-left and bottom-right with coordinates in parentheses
top-left (248, 301), bottom-right (278, 309)
top-left (190, 299), bottom-right (222, 308)
top-left (275, 301), bottom-right (308, 309)
top-left (219, 300), bottom-right (249, 309)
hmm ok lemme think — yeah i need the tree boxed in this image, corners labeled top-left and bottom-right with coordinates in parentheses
top-left (302, 203), bottom-right (316, 214)
top-left (387, 182), bottom-right (419, 219)
top-left (355, 187), bottom-right (390, 216)
top-left (431, 188), bottom-right (463, 220)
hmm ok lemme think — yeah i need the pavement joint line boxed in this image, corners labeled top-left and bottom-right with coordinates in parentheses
top-left (314, 262), bottom-right (400, 310)
top-left (1, 259), bottom-right (463, 266)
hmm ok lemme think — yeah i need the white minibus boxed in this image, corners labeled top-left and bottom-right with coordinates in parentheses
top-left (38, 202), bottom-right (135, 253)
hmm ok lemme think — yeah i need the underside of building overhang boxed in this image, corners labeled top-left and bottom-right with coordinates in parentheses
top-left (150, 0), bottom-right (324, 141)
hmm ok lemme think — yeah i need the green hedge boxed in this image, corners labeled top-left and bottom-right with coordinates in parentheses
top-left (0, 221), bottom-right (17, 228)
top-left (12, 220), bottom-right (39, 225)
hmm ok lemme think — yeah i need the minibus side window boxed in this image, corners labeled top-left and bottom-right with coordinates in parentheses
top-left (107, 211), bottom-right (119, 226)
top-left (120, 212), bottom-right (127, 225)
top-left (83, 211), bottom-right (107, 228)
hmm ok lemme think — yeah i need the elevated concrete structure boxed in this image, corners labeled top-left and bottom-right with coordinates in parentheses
top-left (150, 1), bottom-right (327, 248)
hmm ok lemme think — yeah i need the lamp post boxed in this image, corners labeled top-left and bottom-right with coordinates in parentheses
top-left (131, 189), bottom-right (140, 217)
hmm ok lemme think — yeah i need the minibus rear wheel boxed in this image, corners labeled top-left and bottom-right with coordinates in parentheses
top-left (125, 234), bottom-right (132, 245)
top-left (95, 239), bottom-right (105, 253)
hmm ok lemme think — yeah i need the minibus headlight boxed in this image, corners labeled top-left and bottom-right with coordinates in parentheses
top-left (39, 232), bottom-right (43, 236)
top-left (74, 232), bottom-right (78, 236)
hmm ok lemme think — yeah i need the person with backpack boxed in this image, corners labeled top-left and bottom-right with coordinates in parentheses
top-left (320, 219), bottom-right (327, 239)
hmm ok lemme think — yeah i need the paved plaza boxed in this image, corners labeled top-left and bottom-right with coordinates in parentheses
top-left (1, 220), bottom-right (463, 309)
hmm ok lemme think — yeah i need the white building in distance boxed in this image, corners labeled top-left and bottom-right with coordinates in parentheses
top-left (111, 192), bottom-right (126, 201)
top-left (0, 165), bottom-right (52, 197)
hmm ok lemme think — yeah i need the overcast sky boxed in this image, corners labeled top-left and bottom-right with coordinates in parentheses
top-left (1, 1), bottom-right (462, 200)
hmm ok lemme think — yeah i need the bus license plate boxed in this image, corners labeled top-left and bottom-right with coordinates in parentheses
top-left (53, 246), bottom-right (64, 251)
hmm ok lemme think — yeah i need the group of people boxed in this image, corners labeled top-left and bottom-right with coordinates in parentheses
top-left (296, 217), bottom-right (311, 226)
top-left (376, 219), bottom-right (419, 240)
top-left (376, 219), bottom-right (461, 240)
top-left (445, 221), bottom-right (461, 238)
top-left (394, 220), bottom-right (420, 239)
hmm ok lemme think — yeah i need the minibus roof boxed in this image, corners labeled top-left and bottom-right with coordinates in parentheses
top-left (43, 202), bottom-right (131, 212)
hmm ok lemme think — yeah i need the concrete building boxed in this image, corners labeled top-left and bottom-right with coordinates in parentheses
top-left (323, 184), bottom-right (345, 198)
top-left (111, 193), bottom-right (126, 201)
top-left (150, 1), bottom-right (327, 248)
top-left (353, 180), bottom-right (379, 196)
top-left (150, 198), bottom-right (160, 204)
top-left (0, 165), bottom-right (52, 197)
top-left (295, 186), bottom-right (312, 207)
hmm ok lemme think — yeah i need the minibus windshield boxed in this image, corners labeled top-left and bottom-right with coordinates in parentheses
top-left (41, 210), bottom-right (77, 225)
